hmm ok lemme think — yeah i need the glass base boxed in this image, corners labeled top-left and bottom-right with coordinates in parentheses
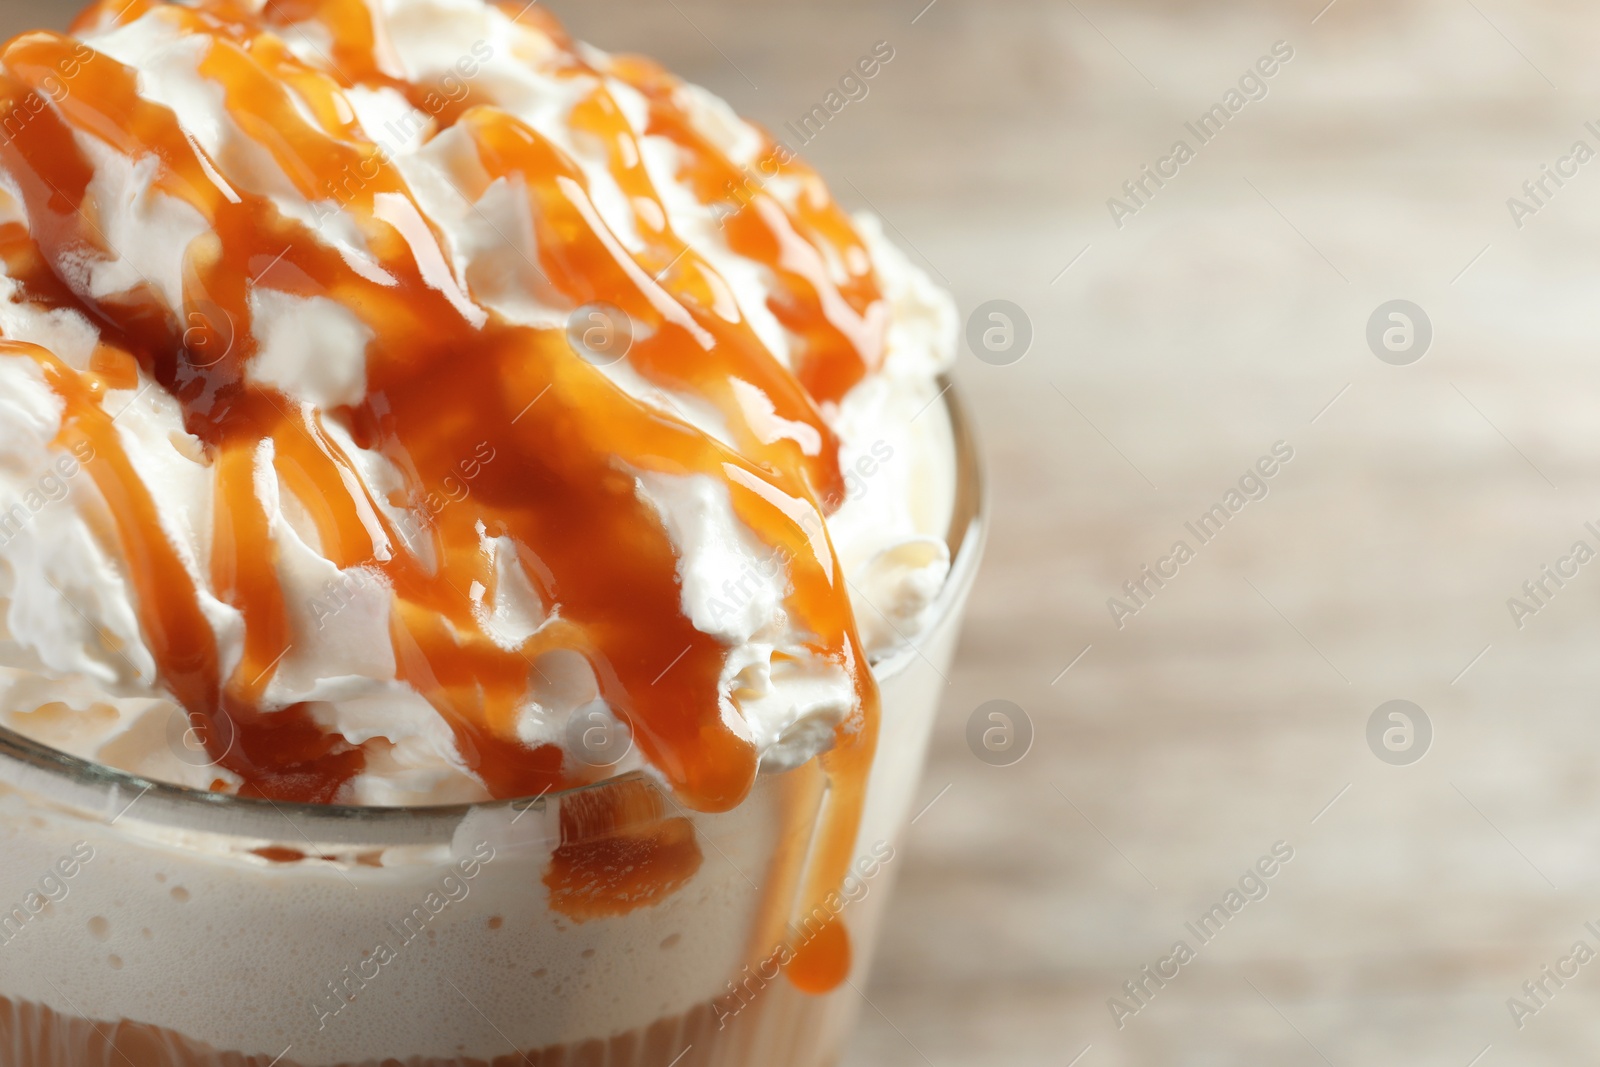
top-left (0, 983), bottom-right (851, 1067)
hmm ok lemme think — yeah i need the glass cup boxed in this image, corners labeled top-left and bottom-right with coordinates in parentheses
top-left (0, 384), bottom-right (985, 1067)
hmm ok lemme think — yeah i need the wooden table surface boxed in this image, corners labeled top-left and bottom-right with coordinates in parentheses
top-left (9, 1), bottom-right (1600, 1064)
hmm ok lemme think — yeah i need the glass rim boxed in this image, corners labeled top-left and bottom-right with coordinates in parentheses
top-left (0, 376), bottom-right (987, 844)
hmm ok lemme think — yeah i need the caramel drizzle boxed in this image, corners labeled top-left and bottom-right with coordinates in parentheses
top-left (6, 0), bottom-right (888, 984)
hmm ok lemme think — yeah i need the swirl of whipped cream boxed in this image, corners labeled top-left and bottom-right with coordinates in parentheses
top-left (0, 0), bottom-right (957, 819)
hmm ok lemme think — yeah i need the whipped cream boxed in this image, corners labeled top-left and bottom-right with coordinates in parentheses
top-left (0, 0), bottom-right (956, 805)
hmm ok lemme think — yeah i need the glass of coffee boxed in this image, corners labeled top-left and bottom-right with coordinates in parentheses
top-left (0, 389), bottom-right (983, 1067)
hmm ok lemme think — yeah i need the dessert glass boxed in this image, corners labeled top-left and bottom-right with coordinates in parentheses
top-left (0, 384), bottom-right (985, 1067)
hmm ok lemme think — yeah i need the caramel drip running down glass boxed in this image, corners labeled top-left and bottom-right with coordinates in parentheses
top-left (0, 1), bottom-right (986, 1064)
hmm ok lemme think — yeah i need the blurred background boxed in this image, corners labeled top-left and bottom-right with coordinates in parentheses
top-left (9, 0), bottom-right (1600, 1063)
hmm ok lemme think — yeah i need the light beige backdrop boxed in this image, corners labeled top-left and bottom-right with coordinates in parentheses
top-left (6, 1), bottom-right (1600, 1064)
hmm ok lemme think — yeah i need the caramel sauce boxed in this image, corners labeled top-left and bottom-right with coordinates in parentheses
top-left (543, 778), bottom-right (703, 921)
top-left (786, 916), bottom-right (851, 995)
top-left (4, 0), bottom-right (892, 991)
top-left (250, 846), bottom-right (308, 864)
